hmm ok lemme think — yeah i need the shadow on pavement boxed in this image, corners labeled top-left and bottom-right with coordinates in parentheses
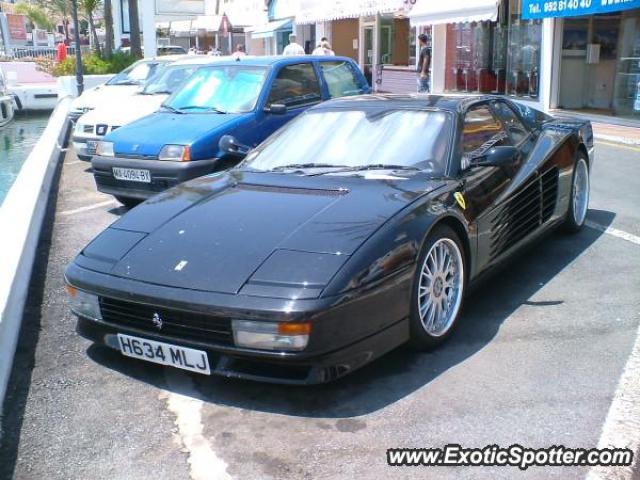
top-left (0, 162), bottom-right (62, 480)
top-left (86, 209), bottom-right (614, 419)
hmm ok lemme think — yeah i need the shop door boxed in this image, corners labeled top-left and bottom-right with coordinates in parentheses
top-left (363, 26), bottom-right (374, 86)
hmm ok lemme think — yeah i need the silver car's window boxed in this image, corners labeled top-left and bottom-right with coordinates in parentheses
top-left (142, 65), bottom-right (199, 95)
top-left (245, 109), bottom-right (452, 175)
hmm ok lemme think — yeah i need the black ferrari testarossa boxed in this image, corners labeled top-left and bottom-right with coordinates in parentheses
top-left (65, 94), bottom-right (593, 384)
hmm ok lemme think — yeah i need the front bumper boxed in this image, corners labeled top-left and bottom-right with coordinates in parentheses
top-left (72, 134), bottom-right (100, 161)
top-left (92, 154), bottom-right (219, 200)
top-left (66, 260), bottom-right (412, 384)
top-left (77, 312), bottom-right (407, 385)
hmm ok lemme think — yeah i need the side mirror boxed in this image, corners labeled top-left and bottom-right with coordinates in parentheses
top-left (218, 135), bottom-right (249, 159)
top-left (471, 146), bottom-right (519, 168)
top-left (265, 103), bottom-right (287, 115)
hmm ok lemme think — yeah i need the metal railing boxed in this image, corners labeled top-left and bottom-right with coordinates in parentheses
top-left (7, 45), bottom-right (92, 60)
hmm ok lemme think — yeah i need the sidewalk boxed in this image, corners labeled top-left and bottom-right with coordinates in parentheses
top-left (592, 123), bottom-right (640, 147)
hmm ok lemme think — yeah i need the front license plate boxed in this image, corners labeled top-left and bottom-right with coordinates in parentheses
top-left (112, 167), bottom-right (151, 183)
top-left (117, 333), bottom-right (211, 375)
top-left (86, 140), bottom-right (98, 154)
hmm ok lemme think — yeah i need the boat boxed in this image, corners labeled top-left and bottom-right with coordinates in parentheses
top-left (1, 62), bottom-right (58, 112)
top-left (0, 68), bottom-right (15, 127)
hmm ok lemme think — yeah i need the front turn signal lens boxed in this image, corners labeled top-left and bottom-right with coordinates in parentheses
top-left (232, 320), bottom-right (311, 351)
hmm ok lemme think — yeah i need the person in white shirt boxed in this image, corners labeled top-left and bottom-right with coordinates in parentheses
top-left (282, 34), bottom-right (306, 56)
top-left (312, 39), bottom-right (335, 56)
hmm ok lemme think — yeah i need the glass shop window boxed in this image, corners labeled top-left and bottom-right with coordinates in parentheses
top-left (505, 0), bottom-right (542, 98)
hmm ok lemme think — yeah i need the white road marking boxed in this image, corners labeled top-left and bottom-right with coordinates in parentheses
top-left (586, 321), bottom-right (640, 480)
top-left (59, 199), bottom-right (117, 216)
top-left (161, 372), bottom-right (232, 480)
top-left (585, 221), bottom-right (640, 246)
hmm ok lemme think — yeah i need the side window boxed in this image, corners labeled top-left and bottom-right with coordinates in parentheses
top-left (492, 101), bottom-right (529, 145)
top-left (462, 105), bottom-right (509, 157)
top-left (319, 61), bottom-right (365, 98)
top-left (267, 63), bottom-right (322, 108)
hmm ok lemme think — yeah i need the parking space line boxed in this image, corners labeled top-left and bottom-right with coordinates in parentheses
top-left (595, 140), bottom-right (640, 153)
top-left (162, 373), bottom-right (232, 480)
top-left (59, 199), bottom-right (117, 216)
top-left (586, 322), bottom-right (640, 480)
top-left (585, 221), bottom-right (640, 246)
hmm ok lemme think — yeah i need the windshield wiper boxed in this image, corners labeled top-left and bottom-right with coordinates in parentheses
top-left (142, 89), bottom-right (172, 95)
top-left (160, 105), bottom-right (184, 114)
top-left (269, 163), bottom-right (350, 172)
top-left (307, 164), bottom-right (421, 176)
top-left (176, 106), bottom-right (227, 113)
top-left (112, 80), bottom-right (140, 86)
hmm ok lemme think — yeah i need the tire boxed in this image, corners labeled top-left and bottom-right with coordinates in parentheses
top-left (408, 224), bottom-right (467, 350)
top-left (563, 151), bottom-right (590, 233)
top-left (115, 196), bottom-right (141, 209)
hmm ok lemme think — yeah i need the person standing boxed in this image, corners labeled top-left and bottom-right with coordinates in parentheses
top-left (231, 44), bottom-right (246, 59)
top-left (417, 33), bottom-right (431, 93)
top-left (282, 34), bottom-right (305, 56)
top-left (312, 39), bottom-right (334, 56)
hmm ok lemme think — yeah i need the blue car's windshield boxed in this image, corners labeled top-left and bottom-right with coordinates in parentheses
top-left (107, 60), bottom-right (162, 86)
top-left (164, 65), bottom-right (267, 114)
top-left (244, 109), bottom-right (452, 175)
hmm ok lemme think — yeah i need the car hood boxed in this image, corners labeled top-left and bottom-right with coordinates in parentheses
top-left (76, 171), bottom-right (445, 296)
top-left (77, 93), bottom-right (168, 128)
top-left (70, 84), bottom-right (140, 111)
top-left (106, 111), bottom-right (245, 157)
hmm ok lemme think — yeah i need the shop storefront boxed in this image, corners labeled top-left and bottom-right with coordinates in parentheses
top-left (408, 0), bottom-right (640, 122)
top-left (251, 0), bottom-right (297, 55)
top-left (550, 10), bottom-right (640, 120)
top-left (295, 0), bottom-right (414, 88)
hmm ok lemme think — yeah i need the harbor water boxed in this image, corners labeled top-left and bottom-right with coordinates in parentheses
top-left (0, 114), bottom-right (50, 206)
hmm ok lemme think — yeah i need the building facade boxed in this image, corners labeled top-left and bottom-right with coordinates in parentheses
top-left (409, 0), bottom-right (640, 122)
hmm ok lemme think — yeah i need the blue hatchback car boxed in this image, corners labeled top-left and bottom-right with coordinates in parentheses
top-left (92, 55), bottom-right (370, 206)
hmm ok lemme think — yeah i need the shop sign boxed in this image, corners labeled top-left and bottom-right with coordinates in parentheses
top-left (522, 0), bottom-right (640, 19)
top-left (6, 14), bottom-right (27, 40)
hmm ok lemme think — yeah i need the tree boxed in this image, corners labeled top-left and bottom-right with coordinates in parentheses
top-left (14, 2), bottom-right (54, 31)
top-left (128, 0), bottom-right (142, 58)
top-left (103, 0), bottom-right (114, 57)
top-left (40, 0), bottom-right (72, 43)
top-left (80, 0), bottom-right (102, 56)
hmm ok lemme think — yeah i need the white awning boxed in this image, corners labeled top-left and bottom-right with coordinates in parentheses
top-left (250, 18), bottom-right (293, 39)
top-left (192, 15), bottom-right (224, 32)
top-left (409, 0), bottom-right (500, 26)
top-left (296, 0), bottom-right (406, 25)
top-left (169, 20), bottom-right (194, 36)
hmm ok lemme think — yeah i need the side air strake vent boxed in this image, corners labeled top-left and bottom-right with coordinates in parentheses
top-left (490, 167), bottom-right (558, 260)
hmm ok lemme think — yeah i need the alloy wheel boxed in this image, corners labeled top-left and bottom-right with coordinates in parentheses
top-left (572, 158), bottom-right (589, 226)
top-left (418, 238), bottom-right (464, 337)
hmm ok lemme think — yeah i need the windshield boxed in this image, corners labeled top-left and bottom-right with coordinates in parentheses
top-left (107, 60), bottom-right (161, 86)
top-left (244, 109), bottom-right (452, 175)
top-left (164, 65), bottom-right (267, 114)
top-left (142, 64), bottom-right (200, 95)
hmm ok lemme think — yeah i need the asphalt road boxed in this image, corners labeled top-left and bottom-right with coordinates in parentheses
top-left (1, 140), bottom-right (639, 480)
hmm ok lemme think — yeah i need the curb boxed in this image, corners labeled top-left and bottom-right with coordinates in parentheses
top-left (0, 97), bottom-right (72, 434)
